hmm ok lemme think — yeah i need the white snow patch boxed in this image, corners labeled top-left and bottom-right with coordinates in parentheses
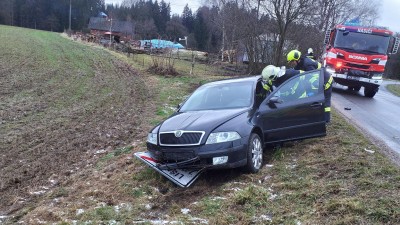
top-left (286, 164), bottom-right (297, 169)
top-left (189, 217), bottom-right (209, 224)
top-left (30, 190), bottom-right (46, 195)
top-left (269, 193), bottom-right (278, 201)
top-left (224, 187), bottom-right (242, 192)
top-left (264, 175), bottom-right (272, 181)
top-left (210, 197), bottom-right (226, 201)
top-left (253, 214), bottom-right (272, 222)
top-left (95, 149), bottom-right (106, 154)
top-left (181, 208), bottom-right (190, 214)
top-left (0, 216), bottom-right (8, 223)
top-left (76, 209), bottom-right (85, 215)
top-left (233, 182), bottom-right (246, 185)
top-left (364, 148), bottom-right (375, 154)
top-left (49, 179), bottom-right (58, 186)
top-left (145, 204), bottom-right (152, 210)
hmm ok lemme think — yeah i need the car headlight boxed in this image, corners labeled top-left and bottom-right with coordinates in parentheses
top-left (371, 73), bottom-right (383, 79)
top-left (147, 133), bottom-right (157, 145)
top-left (206, 132), bottom-right (241, 144)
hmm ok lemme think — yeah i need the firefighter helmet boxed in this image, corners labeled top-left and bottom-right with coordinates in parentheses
top-left (261, 65), bottom-right (284, 82)
top-left (287, 50), bottom-right (301, 62)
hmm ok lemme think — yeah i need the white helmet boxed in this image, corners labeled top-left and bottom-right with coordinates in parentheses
top-left (308, 48), bottom-right (313, 54)
top-left (261, 65), bottom-right (285, 82)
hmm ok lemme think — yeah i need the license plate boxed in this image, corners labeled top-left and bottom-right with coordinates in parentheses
top-left (134, 152), bottom-right (203, 188)
top-left (347, 75), bottom-right (360, 80)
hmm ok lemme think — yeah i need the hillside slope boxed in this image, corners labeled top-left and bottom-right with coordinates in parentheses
top-left (0, 25), bottom-right (399, 224)
top-left (0, 25), bottom-right (151, 218)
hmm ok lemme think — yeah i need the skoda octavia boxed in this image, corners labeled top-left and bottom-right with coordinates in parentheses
top-left (146, 69), bottom-right (327, 173)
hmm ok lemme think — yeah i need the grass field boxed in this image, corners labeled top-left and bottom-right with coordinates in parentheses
top-left (0, 25), bottom-right (399, 224)
top-left (387, 84), bottom-right (400, 97)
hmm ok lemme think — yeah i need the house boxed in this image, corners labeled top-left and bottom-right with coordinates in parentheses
top-left (88, 17), bottom-right (134, 42)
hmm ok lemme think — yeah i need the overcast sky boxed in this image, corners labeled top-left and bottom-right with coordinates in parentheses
top-left (105, 0), bottom-right (202, 16)
top-left (105, 0), bottom-right (400, 33)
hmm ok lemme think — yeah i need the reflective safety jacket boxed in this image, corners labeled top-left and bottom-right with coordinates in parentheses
top-left (294, 56), bottom-right (321, 71)
top-left (306, 53), bottom-right (315, 60)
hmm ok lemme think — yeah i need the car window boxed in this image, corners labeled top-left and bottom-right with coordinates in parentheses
top-left (180, 81), bottom-right (253, 111)
top-left (273, 71), bottom-right (320, 103)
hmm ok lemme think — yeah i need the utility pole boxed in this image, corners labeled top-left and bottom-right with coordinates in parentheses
top-left (109, 18), bottom-right (113, 48)
top-left (69, 0), bottom-right (72, 34)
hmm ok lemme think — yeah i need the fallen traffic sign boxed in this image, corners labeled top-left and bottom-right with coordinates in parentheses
top-left (134, 151), bottom-right (204, 188)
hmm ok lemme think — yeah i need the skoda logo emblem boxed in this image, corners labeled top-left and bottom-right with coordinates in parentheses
top-left (174, 130), bottom-right (183, 137)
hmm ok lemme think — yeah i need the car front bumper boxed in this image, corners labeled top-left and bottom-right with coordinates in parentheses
top-left (146, 137), bottom-right (249, 170)
top-left (331, 72), bottom-right (382, 86)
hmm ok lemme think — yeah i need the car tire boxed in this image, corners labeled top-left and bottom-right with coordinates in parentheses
top-left (245, 133), bottom-right (263, 173)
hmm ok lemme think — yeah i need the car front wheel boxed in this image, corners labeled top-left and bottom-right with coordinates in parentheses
top-left (245, 133), bottom-right (263, 173)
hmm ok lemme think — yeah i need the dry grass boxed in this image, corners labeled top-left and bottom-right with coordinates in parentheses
top-left (0, 25), bottom-right (399, 225)
top-left (387, 84), bottom-right (400, 97)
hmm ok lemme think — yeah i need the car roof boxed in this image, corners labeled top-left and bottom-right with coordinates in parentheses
top-left (202, 76), bottom-right (261, 87)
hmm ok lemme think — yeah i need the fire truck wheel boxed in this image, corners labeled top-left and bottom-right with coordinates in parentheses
top-left (364, 87), bottom-right (377, 98)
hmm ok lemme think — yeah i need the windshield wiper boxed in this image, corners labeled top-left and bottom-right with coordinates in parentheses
top-left (359, 49), bottom-right (383, 55)
top-left (335, 46), bottom-right (357, 52)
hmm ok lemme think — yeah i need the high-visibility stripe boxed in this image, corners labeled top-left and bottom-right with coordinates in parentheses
top-left (325, 107), bottom-right (331, 112)
top-left (309, 74), bottom-right (319, 89)
top-left (324, 75), bottom-right (333, 90)
top-left (263, 84), bottom-right (271, 92)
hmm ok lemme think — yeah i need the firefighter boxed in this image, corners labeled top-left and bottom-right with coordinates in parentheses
top-left (261, 65), bottom-right (307, 98)
top-left (287, 49), bottom-right (321, 71)
top-left (287, 50), bottom-right (333, 123)
top-left (306, 48), bottom-right (315, 60)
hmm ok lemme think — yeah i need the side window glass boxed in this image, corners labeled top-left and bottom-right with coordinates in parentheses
top-left (274, 71), bottom-right (320, 102)
top-left (303, 71), bottom-right (320, 97)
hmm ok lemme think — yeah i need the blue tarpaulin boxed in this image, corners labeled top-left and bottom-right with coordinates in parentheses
top-left (140, 39), bottom-right (184, 49)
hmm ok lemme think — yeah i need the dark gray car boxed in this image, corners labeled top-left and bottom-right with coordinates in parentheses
top-left (146, 69), bottom-right (327, 173)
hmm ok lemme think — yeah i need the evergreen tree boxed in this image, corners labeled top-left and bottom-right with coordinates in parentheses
top-left (194, 7), bottom-right (209, 51)
top-left (182, 4), bottom-right (194, 33)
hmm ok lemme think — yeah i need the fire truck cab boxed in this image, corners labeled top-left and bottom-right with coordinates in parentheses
top-left (323, 24), bottom-right (399, 97)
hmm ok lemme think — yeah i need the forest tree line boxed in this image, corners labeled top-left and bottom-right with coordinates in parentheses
top-left (0, 0), bottom-right (399, 76)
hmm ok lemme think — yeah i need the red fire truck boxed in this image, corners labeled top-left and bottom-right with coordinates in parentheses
top-left (323, 24), bottom-right (399, 97)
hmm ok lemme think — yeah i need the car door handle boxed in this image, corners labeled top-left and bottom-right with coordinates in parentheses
top-left (310, 102), bottom-right (323, 107)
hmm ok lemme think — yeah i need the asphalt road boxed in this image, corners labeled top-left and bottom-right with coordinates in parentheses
top-left (332, 80), bottom-right (400, 157)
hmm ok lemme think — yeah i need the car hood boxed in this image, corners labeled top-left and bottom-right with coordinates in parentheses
top-left (158, 108), bottom-right (248, 133)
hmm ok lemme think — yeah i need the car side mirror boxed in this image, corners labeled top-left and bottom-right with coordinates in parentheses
top-left (267, 96), bottom-right (283, 108)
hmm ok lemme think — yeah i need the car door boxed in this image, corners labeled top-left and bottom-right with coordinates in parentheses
top-left (257, 69), bottom-right (326, 144)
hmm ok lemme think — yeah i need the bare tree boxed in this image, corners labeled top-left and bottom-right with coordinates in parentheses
top-left (259, 0), bottom-right (313, 65)
top-left (314, 0), bottom-right (380, 32)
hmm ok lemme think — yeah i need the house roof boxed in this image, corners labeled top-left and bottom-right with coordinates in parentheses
top-left (88, 17), bottom-right (134, 35)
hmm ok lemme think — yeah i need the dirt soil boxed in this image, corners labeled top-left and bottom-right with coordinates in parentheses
top-left (0, 55), bottom-right (158, 222)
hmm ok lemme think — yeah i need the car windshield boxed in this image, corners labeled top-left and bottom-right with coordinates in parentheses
top-left (180, 81), bottom-right (253, 111)
top-left (334, 30), bottom-right (390, 55)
